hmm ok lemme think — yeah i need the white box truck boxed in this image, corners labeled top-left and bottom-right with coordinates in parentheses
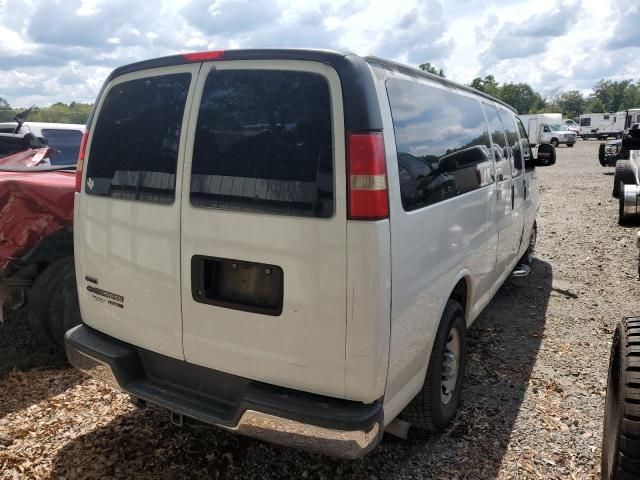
top-left (519, 113), bottom-right (577, 147)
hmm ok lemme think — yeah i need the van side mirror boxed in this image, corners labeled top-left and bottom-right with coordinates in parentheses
top-left (535, 143), bottom-right (556, 166)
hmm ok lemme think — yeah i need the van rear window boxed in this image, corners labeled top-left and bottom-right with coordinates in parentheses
top-left (85, 73), bottom-right (191, 203)
top-left (190, 69), bottom-right (334, 218)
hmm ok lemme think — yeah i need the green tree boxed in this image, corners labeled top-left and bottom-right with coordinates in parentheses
top-left (0, 96), bottom-right (15, 122)
top-left (418, 62), bottom-right (446, 78)
top-left (557, 90), bottom-right (585, 119)
top-left (591, 79), bottom-right (632, 112)
top-left (498, 82), bottom-right (541, 114)
top-left (585, 98), bottom-right (605, 113)
top-left (29, 102), bottom-right (92, 124)
top-left (469, 75), bottom-right (500, 97)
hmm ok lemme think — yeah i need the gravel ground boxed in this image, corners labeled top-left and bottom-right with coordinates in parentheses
top-left (1, 139), bottom-right (639, 479)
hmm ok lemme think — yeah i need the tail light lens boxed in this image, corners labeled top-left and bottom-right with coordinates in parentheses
top-left (182, 50), bottom-right (224, 62)
top-left (347, 132), bottom-right (389, 220)
top-left (75, 130), bottom-right (88, 193)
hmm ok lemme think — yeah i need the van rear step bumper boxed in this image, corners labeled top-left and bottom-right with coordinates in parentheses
top-left (65, 325), bottom-right (383, 458)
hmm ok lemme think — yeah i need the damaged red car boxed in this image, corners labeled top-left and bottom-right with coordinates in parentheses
top-left (0, 130), bottom-right (81, 348)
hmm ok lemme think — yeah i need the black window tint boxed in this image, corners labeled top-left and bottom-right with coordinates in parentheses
top-left (41, 129), bottom-right (82, 165)
top-left (498, 109), bottom-right (522, 176)
top-left (86, 73), bottom-right (191, 204)
top-left (580, 117), bottom-right (591, 127)
top-left (515, 117), bottom-right (533, 170)
top-left (483, 104), bottom-right (510, 179)
top-left (386, 80), bottom-right (492, 211)
top-left (604, 115), bottom-right (610, 120)
top-left (190, 70), bottom-right (333, 218)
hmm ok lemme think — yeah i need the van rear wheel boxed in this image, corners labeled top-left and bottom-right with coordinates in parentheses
top-left (401, 299), bottom-right (467, 431)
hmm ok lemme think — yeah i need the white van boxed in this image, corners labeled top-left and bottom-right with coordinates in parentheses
top-left (66, 50), bottom-right (553, 458)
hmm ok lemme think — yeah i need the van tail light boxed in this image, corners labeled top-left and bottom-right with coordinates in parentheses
top-left (347, 132), bottom-right (389, 220)
top-left (75, 130), bottom-right (88, 193)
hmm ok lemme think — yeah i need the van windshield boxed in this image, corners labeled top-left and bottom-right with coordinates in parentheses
top-left (190, 69), bottom-right (334, 218)
top-left (549, 124), bottom-right (565, 132)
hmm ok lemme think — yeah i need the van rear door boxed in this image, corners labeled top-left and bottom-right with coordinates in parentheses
top-left (179, 61), bottom-right (348, 398)
top-left (76, 65), bottom-right (199, 360)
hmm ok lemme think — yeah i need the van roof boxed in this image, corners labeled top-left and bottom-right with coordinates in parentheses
top-left (88, 49), bottom-right (383, 134)
top-left (88, 49), bottom-right (516, 130)
top-left (364, 56), bottom-right (517, 114)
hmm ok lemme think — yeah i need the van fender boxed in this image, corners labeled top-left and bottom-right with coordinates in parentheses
top-left (382, 268), bottom-right (474, 424)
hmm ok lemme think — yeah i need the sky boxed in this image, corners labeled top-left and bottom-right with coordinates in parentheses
top-left (0, 0), bottom-right (638, 107)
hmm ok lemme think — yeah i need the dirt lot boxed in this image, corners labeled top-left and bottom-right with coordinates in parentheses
top-left (1, 139), bottom-right (638, 479)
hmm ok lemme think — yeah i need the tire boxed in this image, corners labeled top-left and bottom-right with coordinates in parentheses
top-left (524, 223), bottom-right (537, 266)
top-left (401, 299), bottom-right (467, 431)
top-left (567, 143), bottom-right (574, 148)
top-left (48, 261), bottom-right (81, 348)
top-left (613, 161), bottom-right (632, 198)
top-left (599, 143), bottom-right (607, 166)
top-left (28, 257), bottom-right (80, 349)
top-left (551, 138), bottom-right (559, 147)
top-left (602, 317), bottom-right (640, 480)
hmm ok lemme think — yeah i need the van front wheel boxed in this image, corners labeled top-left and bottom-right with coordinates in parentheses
top-left (401, 299), bottom-right (467, 431)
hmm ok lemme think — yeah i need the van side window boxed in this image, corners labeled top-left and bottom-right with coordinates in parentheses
top-left (498, 109), bottom-right (522, 177)
top-left (86, 73), bottom-right (191, 203)
top-left (190, 69), bottom-right (333, 218)
top-left (483, 105), bottom-right (510, 179)
top-left (580, 117), bottom-right (591, 127)
top-left (386, 80), bottom-right (492, 212)
top-left (514, 117), bottom-right (533, 170)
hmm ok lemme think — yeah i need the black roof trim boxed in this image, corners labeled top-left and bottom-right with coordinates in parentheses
top-left (86, 49), bottom-right (383, 133)
top-left (364, 55), bottom-right (518, 114)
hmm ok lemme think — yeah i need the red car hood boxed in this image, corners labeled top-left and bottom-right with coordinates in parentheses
top-left (0, 147), bottom-right (52, 167)
top-left (0, 156), bottom-right (75, 272)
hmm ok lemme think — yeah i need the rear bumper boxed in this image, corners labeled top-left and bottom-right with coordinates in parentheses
top-left (65, 325), bottom-right (383, 458)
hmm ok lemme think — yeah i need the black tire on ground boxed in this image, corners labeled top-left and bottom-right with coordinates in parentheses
top-left (567, 143), bottom-right (575, 148)
top-left (602, 317), bottom-right (640, 480)
top-left (523, 222), bottom-right (537, 267)
top-left (551, 138), bottom-right (559, 147)
top-left (599, 143), bottom-right (607, 166)
top-left (401, 299), bottom-right (467, 431)
top-left (613, 160), bottom-right (632, 198)
top-left (28, 256), bottom-right (80, 349)
top-left (48, 260), bottom-right (81, 348)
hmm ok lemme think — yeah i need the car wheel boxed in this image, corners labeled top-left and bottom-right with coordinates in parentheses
top-left (602, 318), bottom-right (640, 480)
top-left (567, 143), bottom-right (575, 148)
top-left (551, 138), bottom-right (559, 147)
top-left (599, 143), bottom-right (607, 166)
top-left (48, 260), bottom-right (81, 348)
top-left (28, 258), bottom-right (67, 348)
top-left (401, 299), bottom-right (467, 431)
top-left (613, 160), bottom-right (631, 198)
top-left (28, 256), bottom-right (79, 349)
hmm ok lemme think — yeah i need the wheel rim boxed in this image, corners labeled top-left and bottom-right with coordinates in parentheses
top-left (441, 327), bottom-right (461, 405)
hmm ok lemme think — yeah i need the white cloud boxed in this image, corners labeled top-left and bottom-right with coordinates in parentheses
top-left (0, 0), bottom-right (637, 107)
